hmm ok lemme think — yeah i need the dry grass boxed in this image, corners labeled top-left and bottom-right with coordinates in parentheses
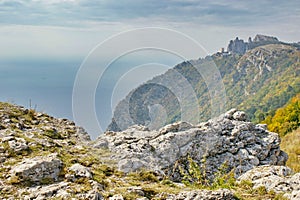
top-left (280, 127), bottom-right (300, 172)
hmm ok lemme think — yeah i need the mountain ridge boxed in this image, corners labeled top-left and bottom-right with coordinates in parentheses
top-left (108, 35), bottom-right (300, 132)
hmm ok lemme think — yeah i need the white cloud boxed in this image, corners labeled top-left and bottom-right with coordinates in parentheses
top-left (31, 0), bottom-right (79, 4)
top-left (0, 0), bottom-right (299, 59)
top-left (1, 0), bottom-right (299, 28)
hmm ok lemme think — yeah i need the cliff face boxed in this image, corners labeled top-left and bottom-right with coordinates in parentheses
top-left (253, 34), bottom-right (279, 42)
top-left (227, 37), bottom-right (247, 55)
top-left (225, 34), bottom-right (280, 55)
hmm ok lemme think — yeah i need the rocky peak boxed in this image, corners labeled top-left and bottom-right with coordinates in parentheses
top-left (227, 37), bottom-right (247, 55)
top-left (225, 34), bottom-right (281, 56)
top-left (253, 34), bottom-right (279, 43)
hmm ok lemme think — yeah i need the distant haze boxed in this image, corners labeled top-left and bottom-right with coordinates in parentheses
top-left (0, 0), bottom-right (299, 137)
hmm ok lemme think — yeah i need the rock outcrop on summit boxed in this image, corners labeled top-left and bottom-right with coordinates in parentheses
top-left (253, 34), bottom-right (279, 43)
top-left (227, 37), bottom-right (248, 55)
top-left (95, 109), bottom-right (288, 181)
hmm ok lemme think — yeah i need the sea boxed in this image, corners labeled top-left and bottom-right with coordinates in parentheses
top-left (0, 51), bottom-right (182, 139)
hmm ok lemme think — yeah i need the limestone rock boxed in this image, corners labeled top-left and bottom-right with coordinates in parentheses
top-left (154, 189), bottom-right (235, 200)
top-left (232, 111), bottom-right (247, 121)
top-left (127, 186), bottom-right (145, 196)
top-left (76, 190), bottom-right (104, 200)
top-left (109, 194), bottom-right (124, 200)
top-left (159, 121), bottom-right (193, 134)
top-left (284, 190), bottom-right (300, 200)
top-left (21, 181), bottom-right (104, 200)
top-left (10, 153), bottom-right (63, 183)
top-left (68, 163), bottom-right (92, 179)
top-left (8, 137), bottom-right (28, 154)
top-left (253, 34), bottom-right (279, 43)
top-left (227, 37), bottom-right (247, 55)
top-left (174, 189), bottom-right (236, 200)
top-left (118, 158), bottom-right (146, 173)
top-left (95, 109), bottom-right (288, 181)
top-left (24, 182), bottom-right (70, 199)
top-left (237, 165), bottom-right (300, 199)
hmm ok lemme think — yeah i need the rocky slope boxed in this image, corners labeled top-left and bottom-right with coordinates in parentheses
top-left (108, 35), bottom-right (300, 132)
top-left (0, 102), bottom-right (104, 199)
top-left (1, 102), bottom-right (299, 199)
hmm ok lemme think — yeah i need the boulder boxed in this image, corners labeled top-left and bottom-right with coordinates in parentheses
top-left (95, 109), bottom-right (288, 181)
top-left (76, 190), bottom-right (104, 200)
top-left (10, 153), bottom-right (63, 183)
top-left (237, 165), bottom-right (300, 199)
top-left (175, 189), bottom-right (235, 200)
top-left (22, 181), bottom-right (104, 200)
top-left (8, 137), bottom-right (28, 154)
top-left (68, 163), bottom-right (92, 179)
top-left (109, 194), bottom-right (124, 200)
top-left (25, 182), bottom-right (70, 199)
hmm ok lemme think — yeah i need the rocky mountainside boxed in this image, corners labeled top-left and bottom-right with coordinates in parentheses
top-left (0, 102), bottom-right (104, 199)
top-left (1, 102), bottom-right (300, 199)
top-left (108, 35), bottom-right (300, 132)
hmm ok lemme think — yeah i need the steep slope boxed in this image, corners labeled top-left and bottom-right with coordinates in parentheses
top-left (108, 37), bottom-right (300, 131)
top-left (0, 102), bottom-right (107, 199)
top-left (220, 44), bottom-right (300, 122)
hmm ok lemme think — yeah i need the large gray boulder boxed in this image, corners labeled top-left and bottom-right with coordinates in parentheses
top-left (9, 153), bottom-right (63, 183)
top-left (21, 181), bottom-right (104, 200)
top-left (95, 109), bottom-right (288, 181)
top-left (24, 182), bottom-right (70, 199)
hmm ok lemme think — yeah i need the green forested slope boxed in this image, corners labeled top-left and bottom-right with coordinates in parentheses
top-left (108, 43), bottom-right (300, 131)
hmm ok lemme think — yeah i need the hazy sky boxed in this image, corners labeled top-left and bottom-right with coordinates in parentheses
top-left (1, 0), bottom-right (300, 138)
top-left (1, 0), bottom-right (300, 60)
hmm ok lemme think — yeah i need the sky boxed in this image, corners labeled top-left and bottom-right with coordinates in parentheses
top-left (1, 0), bottom-right (300, 60)
top-left (1, 0), bottom-right (300, 138)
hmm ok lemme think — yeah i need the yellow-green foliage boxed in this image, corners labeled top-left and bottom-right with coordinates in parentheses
top-left (263, 94), bottom-right (300, 136)
top-left (211, 163), bottom-right (236, 190)
top-left (234, 180), bottom-right (289, 200)
top-left (127, 170), bottom-right (159, 183)
top-left (280, 128), bottom-right (300, 172)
